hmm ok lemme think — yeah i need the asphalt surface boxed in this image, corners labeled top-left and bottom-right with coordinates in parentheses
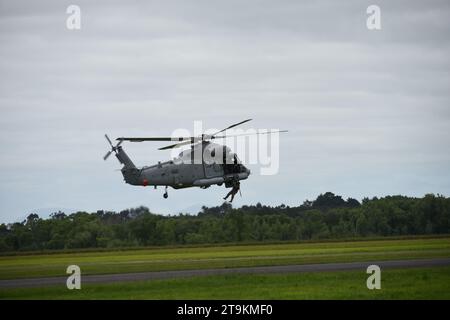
top-left (1, 257), bottom-right (449, 289)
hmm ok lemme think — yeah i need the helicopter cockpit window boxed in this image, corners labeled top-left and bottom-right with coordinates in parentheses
top-left (223, 153), bottom-right (243, 174)
top-left (233, 154), bottom-right (242, 164)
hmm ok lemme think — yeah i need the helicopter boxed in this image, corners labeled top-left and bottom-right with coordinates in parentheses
top-left (103, 119), bottom-right (287, 199)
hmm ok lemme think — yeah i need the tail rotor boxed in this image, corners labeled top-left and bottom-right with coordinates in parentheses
top-left (103, 134), bottom-right (123, 161)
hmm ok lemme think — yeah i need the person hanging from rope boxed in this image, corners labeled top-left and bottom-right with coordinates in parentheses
top-left (223, 180), bottom-right (240, 203)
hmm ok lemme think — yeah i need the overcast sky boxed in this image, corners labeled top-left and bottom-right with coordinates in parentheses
top-left (0, 0), bottom-right (449, 223)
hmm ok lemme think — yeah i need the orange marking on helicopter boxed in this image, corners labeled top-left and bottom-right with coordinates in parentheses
top-left (142, 179), bottom-right (148, 186)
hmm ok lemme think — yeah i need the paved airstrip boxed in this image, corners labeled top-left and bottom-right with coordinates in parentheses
top-left (1, 258), bottom-right (449, 289)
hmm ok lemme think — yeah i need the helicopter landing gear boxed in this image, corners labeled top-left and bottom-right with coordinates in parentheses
top-left (163, 186), bottom-right (168, 199)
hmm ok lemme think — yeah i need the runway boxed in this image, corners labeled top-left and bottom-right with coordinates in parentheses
top-left (1, 257), bottom-right (449, 289)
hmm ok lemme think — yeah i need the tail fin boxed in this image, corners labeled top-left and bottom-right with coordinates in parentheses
top-left (115, 146), bottom-right (136, 169)
top-left (104, 134), bottom-right (136, 169)
top-left (104, 134), bottom-right (141, 185)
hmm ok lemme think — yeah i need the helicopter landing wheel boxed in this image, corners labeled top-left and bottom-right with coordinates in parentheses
top-left (163, 192), bottom-right (168, 199)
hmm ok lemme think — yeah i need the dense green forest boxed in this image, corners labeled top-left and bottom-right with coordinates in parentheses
top-left (1, 192), bottom-right (449, 252)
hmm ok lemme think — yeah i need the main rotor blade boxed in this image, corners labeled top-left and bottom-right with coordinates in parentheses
top-left (213, 130), bottom-right (288, 139)
top-left (212, 119), bottom-right (252, 136)
top-left (158, 138), bottom-right (200, 150)
top-left (116, 137), bottom-right (192, 142)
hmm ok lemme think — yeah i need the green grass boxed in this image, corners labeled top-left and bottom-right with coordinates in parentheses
top-left (1, 237), bottom-right (449, 280)
top-left (2, 266), bottom-right (450, 299)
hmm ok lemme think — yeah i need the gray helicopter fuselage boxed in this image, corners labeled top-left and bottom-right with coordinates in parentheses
top-left (118, 142), bottom-right (250, 189)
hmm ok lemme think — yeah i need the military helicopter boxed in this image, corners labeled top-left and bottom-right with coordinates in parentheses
top-left (103, 119), bottom-right (286, 199)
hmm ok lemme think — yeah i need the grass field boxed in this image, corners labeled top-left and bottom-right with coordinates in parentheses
top-left (2, 266), bottom-right (450, 299)
top-left (0, 237), bottom-right (449, 280)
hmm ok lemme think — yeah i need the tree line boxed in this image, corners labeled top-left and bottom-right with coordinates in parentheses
top-left (0, 192), bottom-right (449, 252)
